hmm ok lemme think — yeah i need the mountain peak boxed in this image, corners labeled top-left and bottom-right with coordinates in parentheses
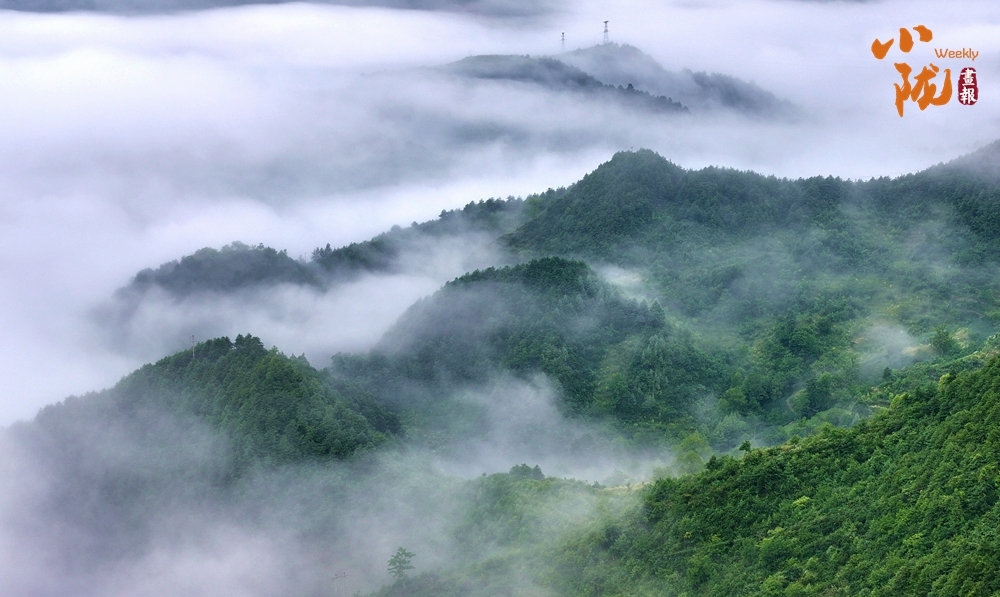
top-left (559, 43), bottom-right (794, 117)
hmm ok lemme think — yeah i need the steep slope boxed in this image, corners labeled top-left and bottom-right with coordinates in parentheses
top-left (552, 348), bottom-right (1000, 597)
top-left (0, 334), bottom-right (404, 593)
top-left (347, 344), bottom-right (1000, 597)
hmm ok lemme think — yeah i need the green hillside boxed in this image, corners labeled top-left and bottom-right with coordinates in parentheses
top-left (330, 256), bottom-right (725, 443)
top-left (14, 142), bottom-right (1000, 597)
top-left (31, 334), bottom-right (399, 474)
top-left (357, 344), bottom-right (1000, 597)
top-left (108, 143), bottom-right (1000, 453)
top-left (551, 345), bottom-right (1000, 597)
top-left (503, 147), bottom-right (999, 425)
top-left (115, 196), bottom-right (526, 301)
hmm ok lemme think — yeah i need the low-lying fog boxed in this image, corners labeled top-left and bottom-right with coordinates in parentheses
top-left (1, 1), bottom-right (998, 594)
top-left (1, 0), bottom-right (998, 422)
top-left (0, 371), bottom-right (653, 596)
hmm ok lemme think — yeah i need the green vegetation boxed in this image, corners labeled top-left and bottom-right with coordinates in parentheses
top-left (370, 464), bottom-right (634, 597)
top-left (546, 347), bottom-right (1000, 596)
top-left (388, 547), bottom-right (416, 579)
top-left (35, 334), bottom-right (399, 474)
top-left (330, 256), bottom-right (726, 444)
top-left (355, 346), bottom-right (1000, 597)
top-left (127, 241), bottom-right (320, 298)
top-left (117, 197), bottom-right (526, 299)
top-left (110, 143), bottom-right (1000, 459)
top-left (17, 142), bottom-right (1000, 596)
top-left (312, 196), bottom-right (526, 277)
top-left (347, 143), bottom-right (1000, 594)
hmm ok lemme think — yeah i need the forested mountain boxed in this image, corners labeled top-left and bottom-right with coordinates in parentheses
top-left (330, 257), bottom-right (724, 442)
top-left (107, 142), bottom-right (1000, 452)
top-left (327, 145), bottom-right (1000, 454)
top-left (439, 45), bottom-right (793, 118)
top-left (550, 339), bottom-right (1000, 596)
top-left (0, 335), bottom-right (405, 593)
top-left (23, 334), bottom-right (399, 475)
top-left (367, 341), bottom-right (1000, 597)
top-left (115, 197), bottom-right (525, 301)
top-left (558, 43), bottom-right (794, 117)
top-left (441, 55), bottom-right (688, 113)
top-left (126, 242), bottom-right (323, 299)
top-left (9, 142), bottom-right (1000, 596)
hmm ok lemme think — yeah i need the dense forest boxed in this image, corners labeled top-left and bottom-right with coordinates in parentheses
top-left (116, 197), bottom-right (526, 301)
top-left (7, 141), bottom-right (1000, 596)
top-left (22, 334), bottom-right (400, 474)
top-left (366, 339), bottom-right (1000, 597)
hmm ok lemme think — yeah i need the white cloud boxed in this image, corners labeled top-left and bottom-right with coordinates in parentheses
top-left (1, 0), bottom-right (999, 423)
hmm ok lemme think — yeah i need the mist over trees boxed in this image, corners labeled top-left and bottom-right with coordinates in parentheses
top-left (113, 197), bottom-right (526, 302)
top-left (108, 142), bottom-right (1000, 443)
top-left (6, 141), bottom-right (1000, 595)
top-left (558, 43), bottom-right (795, 117)
top-left (442, 54), bottom-right (689, 114)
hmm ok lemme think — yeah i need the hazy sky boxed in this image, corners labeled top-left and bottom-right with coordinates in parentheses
top-left (1, 0), bottom-right (998, 424)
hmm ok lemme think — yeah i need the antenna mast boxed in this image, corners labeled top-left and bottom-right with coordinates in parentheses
top-left (603, 21), bottom-right (609, 45)
top-left (332, 572), bottom-right (348, 597)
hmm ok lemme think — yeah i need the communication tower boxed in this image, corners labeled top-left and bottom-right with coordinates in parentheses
top-left (603, 21), bottom-right (609, 45)
top-left (332, 572), bottom-right (348, 596)
top-left (561, 32), bottom-right (565, 52)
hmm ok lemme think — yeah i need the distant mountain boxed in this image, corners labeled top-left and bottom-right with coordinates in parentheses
top-left (441, 54), bottom-right (688, 114)
top-left (112, 196), bottom-right (525, 302)
top-left (104, 142), bottom-right (1000, 448)
top-left (558, 43), bottom-right (795, 117)
top-left (436, 45), bottom-right (792, 118)
top-left (125, 242), bottom-right (323, 299)
top-left (930, 139), bottom-right (1000, 183)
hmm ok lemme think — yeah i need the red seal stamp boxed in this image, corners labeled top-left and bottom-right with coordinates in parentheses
top-left (958, 67), bottom-right (978, 105)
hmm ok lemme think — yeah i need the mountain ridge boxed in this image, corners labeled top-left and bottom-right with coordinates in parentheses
top-left (7, 141), bottom-right (1000, 597)
top-left (558, 43), bottom-right (796, 117)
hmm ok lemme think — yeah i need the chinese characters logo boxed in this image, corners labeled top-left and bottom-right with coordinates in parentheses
top-left (958, 67), bottom-right (978, 106)
top-left (871, 25), bottom-right (951, 117)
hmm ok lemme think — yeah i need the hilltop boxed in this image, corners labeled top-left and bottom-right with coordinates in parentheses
top-left (9, 141), bottom-right (1000, 596)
